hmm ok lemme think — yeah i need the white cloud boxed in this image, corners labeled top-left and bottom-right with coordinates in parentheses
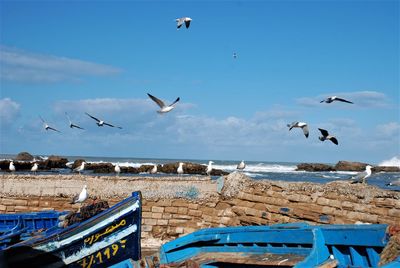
top-left (0, 98), bottom-right (20, 124)
top-left (0, 46), bottom-right (121, 83)
top-left (376, 122), bottom-right (400, 137)
top-left (297, 91), bottom-right (391, 108)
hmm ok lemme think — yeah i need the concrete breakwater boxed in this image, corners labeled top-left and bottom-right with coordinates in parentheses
top-left (0, 172), bottom-right (399, 247)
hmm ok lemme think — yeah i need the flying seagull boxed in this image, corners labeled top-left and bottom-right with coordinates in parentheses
top-left (65, 112), bottom-right (84, 130)
top-left (233, 52), bottom-right (237, 59)
top-left (177, 162), bottom-right (184, 175)
top-left (320, 96), bottom-right (353, 104)
top-left (31, 162), bottom-right (38, 174)
top-left (350, 165), bottom-right (372, 184)
top-left (176, 17), bottom-right (192, 29)
top-left (85, 112), bottom-right (122, 129)
top-left (318, 128), bottom-right (338, 145)
top-left (237, 160), bottom-right (246, 171)
top-left (287, 122), bottom-right (309, 138)
top-left (206, 161), bottom-right (214, 176)
top-left (74, 161), bottom-right (86, 174)
top-left (40, 116), bottom-right (61, 133)
top-left (70, 185), bottom-right (88, 204)
top-left (147, 93), bottom-right (180, 113)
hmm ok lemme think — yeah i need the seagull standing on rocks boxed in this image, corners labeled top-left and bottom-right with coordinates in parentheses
top-left (31, 162), bottom-right (38, 174)
top-left (237, 160), bottom-right (246, 171)
top-left (70, 185), bottom-right (88, 205)
top-left (176, 17), bottom-right (192, 29)
top-left (318, 128), bottom-right (338, 145)
top-left (74, 162), bottom-right (86, 175)
top-left (320, 96), bottom-right (353, 104)
top-left (287, 122), bottom-right (309, 138)
top-left (150, 164), bottom-right (157, 174)
top-left (9, 161), bottom-right (16, 172)
top-left (147, 93), bottom-right (180, 114)
top-left (206, 161), bottom-right (214, 176)
top-left (65, 112), bottom-right (84, 130)
top-left (115, 163), bottom-right (121, 176)
top-left (351, 165), bottom-right (372, 184)
top-left (85, 113), bottom-right (122, 129)
top-left (40, 116), bottom-right (61, 133)
top-left (177, 162), bottom-right (184, 175)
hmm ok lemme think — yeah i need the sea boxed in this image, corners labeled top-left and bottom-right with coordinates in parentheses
top-left (1, 154), bottom-right (400, 191)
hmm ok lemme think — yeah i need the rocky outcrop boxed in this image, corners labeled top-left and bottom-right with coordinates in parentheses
top-left (374, 166), bottom-right (400, 173)
top-left (159, 162), bottom-right (228, 176)
top-left (335, 161), bottom-right (369, 171)
top-left (296, 163), bottom-right (335, 172)
top-left (14, 152), bottom-right (34, 161)
top-left (43, 155), bottom-right (68, 169)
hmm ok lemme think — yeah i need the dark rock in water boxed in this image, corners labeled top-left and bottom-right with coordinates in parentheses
top-left (296, 163), bottom-right (335, 172)
top-left (373, 166), bottom-right (400, 173)
top-left (159, 162), bottom-right (229, 176)
top-left (335, 161), bottom-right (369, 171)
top-left (0, 160), bottom-right (34, 171)
top-left (43, 155), bottom-right (68, 169)
top-left (15, 152), bottom-right (34, 161)
top-left (139, 164), bottom-right (159, 173)
top-left (72, 159), bottom-right (86, 169)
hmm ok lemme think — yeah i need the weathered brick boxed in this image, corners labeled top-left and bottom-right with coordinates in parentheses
top-left (142, 225), bottom-right (153, 232)
top-left (169, 219), bottom-right (187, 226)
top-left (188, 209), bottom-right (202, 217)
top-left (162, 213), bottom-right (172, 219)
top-left (188, 203), bottom-right (199, 210)
top-left (388, 208), bottom-right (400, 217)
top-left (215, 202), bottom-right (231, 210)
top-left (151, 206), bottom-right (164, 213)
top-left (165, 207), bottom-right (178, 213)
top-left (14, 206), bottom-right (29, 211)
top-left (172, 214), bottom-right (192, 220)
top-left (287, 194), bottom-right (311, 203)
top-left (142, 212), bottom-right (152, 218)
top-left (157, 219), bottom-right (169, 226)
top-left (172, 200), bottom-right (189, 207)
top-left (177, 207), bottom-right (188, 215)
top-left (28, 200), bottom-right (40, 206)
top-left (152, 212), bottom-right (163, 219)
top-left (156, 200), bottom-right (172, 207)
top-left (144, 218), bottom-right (157, 225)
top-left (0, 205), bottom-right (6, 211)
top-left (369, 207), bottom-right (388, 216)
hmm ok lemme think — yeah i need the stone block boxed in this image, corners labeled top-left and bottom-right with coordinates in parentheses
top-left (369, 207), bottom-right (388, 216)
top-left (188, 209), bottom-right (202, 217)
top-left (188, 203), bottom-right (199, 210)
top-left (0, 205), bottom-right (6, 211)
top-left (215, 202), bottom-right (231, 210)
top-left (287, 194), bottom-right (311, 203)
top-left (144, 218), bottom-right (158, 226)
top-left (151, 206), bottom-right (164, 213)
top-left (172, 200), bottom-right (189, 207)
top-left (177, 207), bottom-right (188, 215)
top-left (152, 212), bottom-right (163, 219)
top-left (142, 225), bottom-right (153, 232)
top-left (388, 208), bottom-right (400, 217)
top-left (157, 219), bottom-right (169, 226)
top-left (172, 214), bottom-right (192, 220)
top-left (169, 219), bottom-right (187, 226)
top-left (142, 212), bottom-right (152, 218)
top-left (156, 200), bottom-right (172, 207)
top-left (162, 213), bottom-right (172, 219)
top-left (28, 200), bottom-right (40, 206)
top-left (165, 207), bottom-right (178, 214)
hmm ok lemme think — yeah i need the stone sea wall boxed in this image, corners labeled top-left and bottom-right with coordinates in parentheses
top-left (0, 173), bottom-right (399, 247)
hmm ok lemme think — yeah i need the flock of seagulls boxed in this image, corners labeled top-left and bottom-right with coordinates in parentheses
top-left (287, 95), bottom-right (354, 145)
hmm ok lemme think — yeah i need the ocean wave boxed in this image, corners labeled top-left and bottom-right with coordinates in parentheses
top-left (379, 156), bottom-right (400, 167)
top-left (213, 163), bottom-right (297, 173)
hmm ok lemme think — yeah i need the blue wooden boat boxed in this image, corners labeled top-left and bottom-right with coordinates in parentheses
top-left (156, 222), bottom-right (400, 268)
top-left (0, 210), bottom-right (68, 249)
top-left (0, 191), bottom-right (142, 267)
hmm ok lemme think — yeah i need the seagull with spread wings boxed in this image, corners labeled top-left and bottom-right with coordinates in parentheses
top-left (40, 116), bottom-right (61, 133)
top-left (287, 122), bottom-right (309, 138)
top-left (65, 112), bottom-right (84, 130)
top-left (320, 96), bottom-right (353, 104)
top-left (318, 128), bottom-right (338, 145)
top-left (176, 17), bottom-right (192, 29)
top-left (85, 112), bottom-right (122, 129)
top-left (147, 93), bottom-right (180, 113)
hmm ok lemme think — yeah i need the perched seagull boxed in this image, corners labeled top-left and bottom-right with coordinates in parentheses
top-left (177, 162), bottom-right (184, 175)
top-left (65, 112), bottom-right (84, 130)
top-left (74, 161), bottom-right (86, 174)
top-left (237, 160), bottom-right (246, 171)
top-left (40, 116), bottom-right (61, 133)
top-left (206, 161), bottom-right (214, 176)
top-left (31, 162), bottom-right (38, 174)
top-left (320, 96), bottom-right (353, 104)
top-left (147, 93), bottom-right (180, 114)
top-left (150, 164), bottom-right (157, 174)
top-left (386, 179), bottom-right (400, 187)
top-left (70, 185), bottom-right (88, 204)
top-left (176, 17), bottom-right (192, 29)
top-left (114, 163), bottom-right (121, 176)
top-left (318, 128), bottom-right (338, 145)
top-left (350, 165), bottom-right (372, 184)
top-left (85, 112), bottom-right (122, 129)
top-left (287, 122), bottom-right (309, 138)
top-left (9, 161), bottom-right (16, 172)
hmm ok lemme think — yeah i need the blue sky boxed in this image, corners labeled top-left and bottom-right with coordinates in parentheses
top-left (0, 1), bottom-right (399, 164)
